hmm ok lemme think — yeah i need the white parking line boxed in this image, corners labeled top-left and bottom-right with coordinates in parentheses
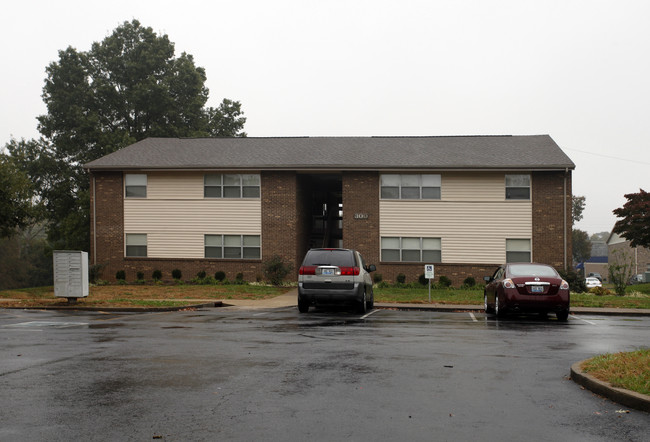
top-left (469, 312), bottom-right (478, 322)
top-left (361, 309), bottom-right (380, 319)
top-left (570, 314), bottom-right (597, 325)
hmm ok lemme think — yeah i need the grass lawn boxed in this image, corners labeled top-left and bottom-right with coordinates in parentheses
top-left (0, 284), bottom-right (288, 308)
top-left (582, 349), bottom-right (650, 396)
top-left (1, 282), bottom-right (649, 309)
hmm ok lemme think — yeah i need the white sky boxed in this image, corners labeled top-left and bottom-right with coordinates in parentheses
top-left (2, 0), bottom-right (648, 235)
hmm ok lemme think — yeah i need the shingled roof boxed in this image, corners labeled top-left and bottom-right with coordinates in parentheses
top-left (83, 135), bottom-right (575, 171)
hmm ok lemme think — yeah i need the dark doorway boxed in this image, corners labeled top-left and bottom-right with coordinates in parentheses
top-left (302, 174), bottom-right (342, 249)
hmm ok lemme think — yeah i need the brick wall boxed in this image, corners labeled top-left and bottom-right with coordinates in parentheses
top-left (532, 171), bottom-right (572, 270)
top-left (90, 171), bottom-right (125, 279)
top-left (342, 172), bottom-right (380, 264)
top-left (261, 171), bottom-right (301, 275)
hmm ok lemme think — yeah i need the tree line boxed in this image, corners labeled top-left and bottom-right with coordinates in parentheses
top-left (0, 20), bottom-right (245, 289)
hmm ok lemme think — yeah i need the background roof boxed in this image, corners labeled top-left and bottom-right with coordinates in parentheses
top-left (84, 135), bottom-right (575, 171)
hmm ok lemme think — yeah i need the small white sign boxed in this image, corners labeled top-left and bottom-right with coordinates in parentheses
top-left (425, 264), bottom-right (435, 279)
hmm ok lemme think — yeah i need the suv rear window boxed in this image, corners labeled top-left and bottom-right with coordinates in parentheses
top-left (302, 249), bottom-right (356, 267)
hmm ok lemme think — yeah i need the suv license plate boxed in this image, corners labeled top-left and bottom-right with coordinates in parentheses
top-left (531, 285), bottom-right (544, 293)
top-left (322, 269), bottom-right (334, 275)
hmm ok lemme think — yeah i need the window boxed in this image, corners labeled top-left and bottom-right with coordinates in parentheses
top-left (205, 234), bottom-right (261, 259)
top-left (506, 239), bottom-right (531, 262)
top-left (125, 174), bottom-right (147, 198)
top-left (505, 174), bottom-right (530, 200)
top-left (380, 174), bottom-right (441, 199)
top-left (204, 174), bottom-right (260, 198)
top-left (381, 237), bottom-right (441, 262)
top-left (126, 234), bottom-right (147, 257)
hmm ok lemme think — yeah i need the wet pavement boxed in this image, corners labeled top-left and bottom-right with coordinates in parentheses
top-left (1, 307), bottom-right (648, 441)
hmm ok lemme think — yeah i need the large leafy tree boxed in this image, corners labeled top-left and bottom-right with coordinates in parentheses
top-left (612, 189), bottom-right (650, 248)
top-left (0, 150), bottom-right (36, 238)
top-left (10, 19), bottom-right (246, 250)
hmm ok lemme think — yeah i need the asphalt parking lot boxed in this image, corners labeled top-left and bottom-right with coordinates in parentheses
top-left (1, 307), bottom-right (648, 441)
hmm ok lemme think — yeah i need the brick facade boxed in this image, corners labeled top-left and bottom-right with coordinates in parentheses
top-left (532, 171), bottom-right (572, 269)
top-left (90, 169), bottom-right (572, 285)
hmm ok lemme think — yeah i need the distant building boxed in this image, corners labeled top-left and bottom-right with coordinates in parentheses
top-left (607, 232), bottom-right (650, 282)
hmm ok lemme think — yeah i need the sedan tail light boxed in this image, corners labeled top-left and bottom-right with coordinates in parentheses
top-left (503, 278), bottom-right (515, 289)
top-left (560, 280), bottom-right (569, 290)
top-left (299, 266), bottom-right (317, 275)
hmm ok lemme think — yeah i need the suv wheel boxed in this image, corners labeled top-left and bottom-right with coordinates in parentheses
top-left (298, 297), bottom-right (310, 313)
top-left (357, 290), bottom-right (367, 314)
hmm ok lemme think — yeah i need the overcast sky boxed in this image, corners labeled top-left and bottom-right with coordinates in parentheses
top-left (2, 0), bottom-right (648, 235)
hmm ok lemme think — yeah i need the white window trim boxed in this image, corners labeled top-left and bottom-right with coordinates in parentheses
top-left (381, 236), bottom-right (442, 262)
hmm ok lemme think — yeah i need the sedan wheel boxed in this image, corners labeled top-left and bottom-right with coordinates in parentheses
top-left (556, 310), bottom-right (569, 321)
top-left (495, 294), bottom-right (503, 317)
top-left (484, 293), bottom-right (490, 313)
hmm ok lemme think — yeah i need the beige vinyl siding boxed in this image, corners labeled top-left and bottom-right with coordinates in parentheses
top-left (380, 200), bottom-right (532, 263)
top-left (125, 196), bottom-right (261, 259)
top-left (441, 172), bottom-right (509, 201)
top-left (145, 172), bottom-right (205, 199)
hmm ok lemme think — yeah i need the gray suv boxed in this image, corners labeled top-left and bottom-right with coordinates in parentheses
top-left (297, 248), bottom-right (376, 313)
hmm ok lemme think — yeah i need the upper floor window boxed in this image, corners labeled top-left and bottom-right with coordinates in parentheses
top-left (125, 233), bottom-right (147, 257)
top-left (381, 237), bottom-right (441, 262)
top-left (506, 239), bottom-right (531, 262)
top-left (204, 174), bottom-right (260, 198)
top-left (125, 174), bottom-right (147, 198)
top-left (505, 174), bottom-right (530, 200)
top-left (380, 174), bottom-right (441, 199)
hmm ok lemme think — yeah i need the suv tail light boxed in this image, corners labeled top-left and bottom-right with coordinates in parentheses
top-left (299, 266), bottom-right (317, 275)
top-left (339, 266), bottom-right (360, 276)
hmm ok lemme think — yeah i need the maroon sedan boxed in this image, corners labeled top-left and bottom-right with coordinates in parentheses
top-left (484, 263), bottom-right (570, 320)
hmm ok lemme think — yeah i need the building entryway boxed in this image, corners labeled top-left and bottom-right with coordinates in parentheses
top-left (300, 174), bottom-right (342, 249)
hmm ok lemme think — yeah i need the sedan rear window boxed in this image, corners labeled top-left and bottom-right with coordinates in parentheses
top-left (303, 250), bottom-right (356, 267)
top-left (508, 264), bottom-right (558, 278)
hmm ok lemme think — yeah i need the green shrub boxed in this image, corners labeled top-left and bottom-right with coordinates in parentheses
top-left (463, 276), bottom-right (476, 287)
top-left (418, 273), bottom-right (428, 285)
top-left (559, 269), bottom-right (587, 293)
top-left (215, 271), bottom-right (226, 282)
top-left (171, 269), bottom-right (182, 280)
top-left (152, 269), bottom-right (162, 281)
top-left (235, 272), bottom-right (245, 284)
top-left (197, 270), bottom-right (207, 279)
top-left (115, 270), bottom-right (126, 281)
top-left (438, 275), bottom-right (452, 287)
top-left (264, 255), bottom-right (293, 286)
top-left (136, 271), bottom-right (144, 281)
top-left (373, 273), bottom-right (383, 284)
top-left (396, 273), bottom-right (406, 284)
top-left (89, 264), bottom-right (105, 283)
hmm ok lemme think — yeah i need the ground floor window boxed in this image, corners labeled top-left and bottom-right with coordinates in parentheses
top-left (506, 239), bottom-right (531, 262)
top-left (381, 237), bottom-right (441, 262)
top-left (126, 234), bottom-right (147, 257)
top-left (205, 234), bottom-right (261, 259)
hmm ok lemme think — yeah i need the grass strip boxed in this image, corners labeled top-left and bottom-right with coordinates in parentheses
top-left (581, 349), bottom-right (650, 395)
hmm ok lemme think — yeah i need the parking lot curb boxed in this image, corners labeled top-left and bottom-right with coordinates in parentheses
top-left (570, 360), bottom-right (650, 413)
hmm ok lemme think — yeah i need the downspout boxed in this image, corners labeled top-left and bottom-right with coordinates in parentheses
top-left (92, 174), bottom-right (97, 265)
top-left (564, 167), bottom-right (569, 270)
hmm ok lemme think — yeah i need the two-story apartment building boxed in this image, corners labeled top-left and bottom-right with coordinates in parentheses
top-left (84, 135), bottom-right (575, 284)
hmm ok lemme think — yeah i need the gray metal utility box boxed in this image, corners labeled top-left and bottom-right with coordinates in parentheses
top-left (54, 251), bottom-right (89, 301)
